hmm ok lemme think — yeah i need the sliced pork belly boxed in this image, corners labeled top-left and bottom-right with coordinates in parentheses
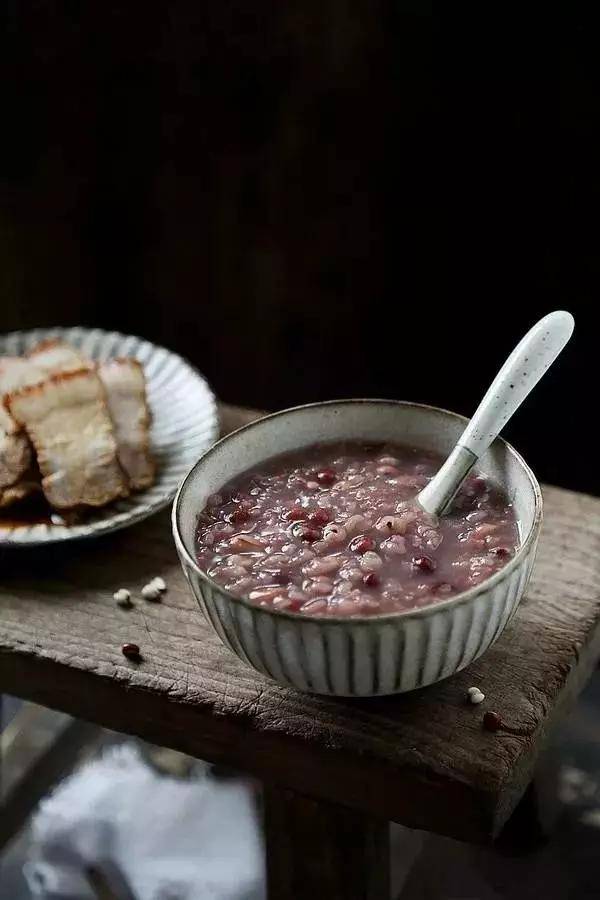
top-left (0, 356), bottom-right (45, 394)
top-left (0, 474), bottom-right (41, 508)
top-left (0, 356), bottom-right (43, 495)
top-left (27, 339), bottom-right (91, 376)
top-left (0, 409), bottom-right (32, 490)
top-left (0, 400), bottom-right (31, 490)
top-left (99, 359), bottom-right (154, 490)
top-left (0, 345), bottom-right (95, 506)
top-left (8, 369), bottom-right (129, 509)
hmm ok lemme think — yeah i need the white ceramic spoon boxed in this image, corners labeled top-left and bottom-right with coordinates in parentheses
top-left (417, 310), bottom-right (575, 517)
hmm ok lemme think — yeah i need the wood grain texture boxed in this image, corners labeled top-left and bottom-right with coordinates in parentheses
top-left (1, 404), bottom-right (600, 842)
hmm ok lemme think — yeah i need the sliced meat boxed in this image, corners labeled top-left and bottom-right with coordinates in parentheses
top-left (8, 369), bottom-right (129, 509)
top-left (0, 357), bottom-right (42, 494)
top-left (0, 417), bottom-right (32, 490)
top-left (27, 339), bottom-right (91, 376)
top-left (0, 401), bottom-right (18, 439)
top-left (0, 345), bottom-right (99, 503)
top-left (0, 356), bottom-right (45, 394)
top-left (99, 359), bottom-right (154, 490)
top-left (0, 475), bottom-right (41, 508)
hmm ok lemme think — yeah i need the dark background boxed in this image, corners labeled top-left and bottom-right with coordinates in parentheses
top-left (0, 4), bottom-right (595, 494)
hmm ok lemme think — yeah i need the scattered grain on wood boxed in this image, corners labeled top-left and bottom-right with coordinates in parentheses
top-left (142, 583), bottom-right (161, 601)
top-left (113, 588), bottom-right (132, 608)
top-left (483, 711), bottom-right (502, 732)
top-left (121, 642), bottom-right (141, 661)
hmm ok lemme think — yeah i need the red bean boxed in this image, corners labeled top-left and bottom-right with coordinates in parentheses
top-left (291, 522), bottom-right (321, 543)
top-left (122, 642), bottom-right (141, 660)
top-left (350, 536), bottom-right (376, 555)
top-left (483, 711), bottom-right (502, 732)
top-left (307, 508), bottom-right (331, 526)
top-left (283, 505), bottom-right (307, 521)
top-left (316, 468), bottom-right (336, 485)
top-left (363, 572), bottom-right (380, 587)
top-left (226, 506), bottom-right (250, 525)
top-left (490, 546), bottom-right (511, 559)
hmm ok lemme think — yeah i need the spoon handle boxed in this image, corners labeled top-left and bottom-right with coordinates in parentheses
top-left (418, 310), bottom-right (575, 516)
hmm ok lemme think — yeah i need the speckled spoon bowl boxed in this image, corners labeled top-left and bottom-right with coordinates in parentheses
top-left (418, 311), bottom-right (575, 517)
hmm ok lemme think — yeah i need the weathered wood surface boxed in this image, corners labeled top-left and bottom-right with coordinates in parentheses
top-left (1, 403), bottom-right (600, 842)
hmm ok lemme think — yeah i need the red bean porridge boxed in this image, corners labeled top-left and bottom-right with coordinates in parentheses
top-left (195, 442), bottom-right (519, 618)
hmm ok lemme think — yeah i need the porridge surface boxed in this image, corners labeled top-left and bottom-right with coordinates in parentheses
top-left (195, 442), bottom-right (519, 617)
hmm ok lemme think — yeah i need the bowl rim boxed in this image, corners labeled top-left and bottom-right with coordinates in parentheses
top-left (172, 399), bottom-right (543, 624)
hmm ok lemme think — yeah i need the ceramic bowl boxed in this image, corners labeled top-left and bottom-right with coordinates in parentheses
top-left (173, 400), bottom-right (542, 696)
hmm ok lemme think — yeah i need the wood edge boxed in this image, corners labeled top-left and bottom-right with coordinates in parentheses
top-left (218, 403), bottom-right (267, 436)
top-left (0, 647), bottom-right (497, 843)
top-left (489, 607), bottom-right (600, 838)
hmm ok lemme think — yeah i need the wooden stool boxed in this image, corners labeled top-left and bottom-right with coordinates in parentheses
top-left (2, 405), bottom-right (600, 898)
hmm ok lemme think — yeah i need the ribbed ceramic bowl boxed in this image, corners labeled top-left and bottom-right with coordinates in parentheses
top-left (173, 401), bottom-right (542, 696)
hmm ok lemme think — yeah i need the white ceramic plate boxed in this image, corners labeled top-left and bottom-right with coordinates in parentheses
top-left (0, 326), bottom-right (219, 546)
